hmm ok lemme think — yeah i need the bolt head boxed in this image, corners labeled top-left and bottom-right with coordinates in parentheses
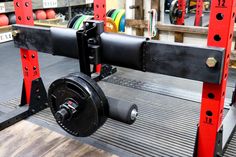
top-left (12, 30), bottom-right (20, 37)
top-left (206, 57), bottom-right (217, 68)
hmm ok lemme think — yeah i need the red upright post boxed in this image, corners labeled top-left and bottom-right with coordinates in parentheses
top-left (197, 0), bottom-right (236, 156)
top-left (14, 0), bottom-right (41, 104)
top-left (94, 0), bottom-right (106, 73)
top-left (177, 0), bottom-right (186, 25)
top-left (194, 0), bottom-right (203, 26)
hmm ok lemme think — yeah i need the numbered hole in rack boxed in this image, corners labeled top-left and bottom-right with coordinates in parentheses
top-left (16, 2), bottom-right (20, 7)
top-left (32, 54), bottom-right (35, 58)
top-left (33, 66), bottom-right (37, 70)
top-left (233, 13), bottom-right (235, 18)
top-left (227, 54), bottom-right (230, 59)
top-left (230, 34), bottom-right (233, 39)
top-left (214, 34), bottom-right (221, 41)
top-left (18, 16), bottom-right (22, 21)
top-left (25, 67), bottom-right (28, 71)
top-left (216, 13), bottom-right (224, 20)
top-left (206, 110), bottom-right (213, 117)
top-left (25, 2), bottom-right (29, 7)
top-left (103, 4), bottom-right (105, 8)
top-left (208, 93), bottom-right (215, 99)
top-left (96, 15), bottom-right (99, 19)
top-left (96, 4), bottom-right (99, 8)
top-left (225, 73), bottom-right (228, 79)
top-left (27, 16), bottom-right (31, 20)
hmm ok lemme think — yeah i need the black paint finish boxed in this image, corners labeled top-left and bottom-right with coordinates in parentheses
top-left (145, 41), bottom-right (225, 84)
top-left (12, 24), bottom-right (225, 84)
top-left (13, 25), bottom-right (53, 54)
top-left (0, 78), bottom-right (48, 131)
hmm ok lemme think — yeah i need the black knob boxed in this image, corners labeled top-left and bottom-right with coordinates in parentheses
top-left (55, 108), bottom-right (69, 122)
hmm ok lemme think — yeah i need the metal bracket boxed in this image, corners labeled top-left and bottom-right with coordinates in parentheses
top-left (214, 127), bottom-right (223, 157)
top-left (231, 84), bottom-right (236, 106)
top-left (193, 126), bottom-right (223, 157)
top-left (193, 103), bottom-right (236, 157)
top-left (77, 20), bottom-right (104, 76)
top-left (77, 20), bottom-right (116, 80)
top-left (0, 78), bottom-right (48, 131)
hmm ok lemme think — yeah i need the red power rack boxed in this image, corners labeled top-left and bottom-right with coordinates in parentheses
top-left (0, 0), bottom-right (48, 131)
top-left (1, 1), bottom-right (236, 157)
top-left (14, 0), bottom-right (41, 104)
top-left (177, 0), bottom-right (186, 25)
top-left (94, 0), bottom-right (106, 73)
top-left (194, 0), bottom-right (203, 26)
top-left (195, 0), bottom-right (236, 156)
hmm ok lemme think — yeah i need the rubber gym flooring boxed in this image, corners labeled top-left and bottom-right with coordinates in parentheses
top-left (0, 41), bottom-right (236, 157)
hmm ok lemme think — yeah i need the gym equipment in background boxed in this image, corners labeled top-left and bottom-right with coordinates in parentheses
top-left (0, 14), bottom-right (9, 26)
top-left (67, 14), bottom-right (118, 33)
top-left (107, 9), bottom-right (126, 32)
top-left (46, 9), bottom-right (56, 19)
top-left (35, 10), bottom-right (47, 20)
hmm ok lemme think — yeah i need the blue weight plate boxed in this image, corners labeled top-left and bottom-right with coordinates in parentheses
top-left (119, 15), bottom-right (126, 32)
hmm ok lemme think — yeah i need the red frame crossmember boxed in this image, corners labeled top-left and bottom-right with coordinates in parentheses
top-left (14, 0), bottom-right (41, 104)
top-left (177, 0), bottom-right (186, 25)
top-left (94, 0), bottom-right (106, 73)
top-left (197, 0), bottom-right (236, 156)
top-left (194, 0), bottom-right (203, 26)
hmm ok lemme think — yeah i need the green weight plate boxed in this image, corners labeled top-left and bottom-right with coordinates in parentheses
top-left (79, 15), bottom-right (92, 29)
top-left (72, 16), bottom-right (81, 29)
top-left (114, 9), bottom-right (125, 32)
top-left (73, 15), bottom-right (86, 29)
top-left (67, 14), bottom-right (82, 28)
top-left (111, 9), bottom-right (120, 21)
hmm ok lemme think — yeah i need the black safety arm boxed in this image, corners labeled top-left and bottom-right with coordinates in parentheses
top-left (12, 21), bottom-right (225, 84)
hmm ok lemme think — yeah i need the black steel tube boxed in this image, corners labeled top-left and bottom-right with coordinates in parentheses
top-left (51, 27), bottom-right (78, 58)
top-left (100, 33), bottom-right (147, 70)
top-left (107, 97), bottom-right (138, 125)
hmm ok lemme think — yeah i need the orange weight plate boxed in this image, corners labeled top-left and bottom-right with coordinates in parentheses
top-left (105, 17), bottom-right (118, 33)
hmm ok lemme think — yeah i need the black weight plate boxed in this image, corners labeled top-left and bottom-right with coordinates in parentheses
top-left (107, 9), bottom-right (116, 17)
top-left (67, 14), bottom-right (83, 28)
top-left (69, 73), bottom-right (108, 114)
top-left (69, 73), bottom-right (109, 124)
top-left (70, 74), bottom-right (108, 127)
top-left (48, 75), bottom-right (107, 137)
top-left (69, 73), bottom-right (108, 128)
top-left (169, 0), bottom-right (178, 24)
